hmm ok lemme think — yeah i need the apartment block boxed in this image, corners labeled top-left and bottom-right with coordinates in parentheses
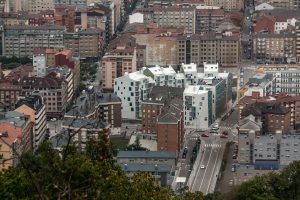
top-left (33, 49), bottom-right (47, 77)
top-left (101, 34), bottom-right (145, 91)
top-left (253, 33), bottom-right (296, 64)
top-left (256, 65), bottom-right (300, 95)
top-left (177, 33), bottom-right (240, 67)
top-left (54, 0), bottom-right (86, 5)
top-left (55, 49), bottom-right (80, 92)
top-left (137, 6), bottom-right (196, 34)
top-left (114, 71), bottom-right (154, 119)
top-left (296, 22), bottom-right (300, 62)
top-left (195, 9), bottom-right (225, 33)
top-left (27, 0), bottom-right (54, 14)
top-left (62, 118), bottom-right (109, 150)
top-left (203, 0), bottom-right (244, 11)
top-left (241, 102), bottom-right (291, 134)
top-left (20, 73), bottom-right (68, 118)
top-left (0, 80), bottom-right (22, 110)
top-left (64, 28), bottom-right (104, 59)
top-left (141, 86), bottom-right (184, 135)
top-left (241, 73), bottom-right (275, 97)
top-left (184, 85), bottom-right (212, 129)
top-left (0, 111), bottom-right (33, 169)
top-left (3, 25), bottom-right (65, 58)
top-left (15, 94), bottom-right (47, 151)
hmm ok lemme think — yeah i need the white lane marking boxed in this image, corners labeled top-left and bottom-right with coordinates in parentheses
top-left (190, 144), bottom-right (207, 191)
top-left (198, 142), bottom-right (214, 192)
top-left (206, 142), bottom-right (222, 194)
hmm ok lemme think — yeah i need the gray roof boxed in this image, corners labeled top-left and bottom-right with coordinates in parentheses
top-left (117, 150), bottom-right (176, 159)
top-left (0, 111), bottom-right (28, 127)
top-left (120, 163), bottom-right (171, 173)
top-left (62, 117), bottom-right (108, 129)
top-left (158, 98), bottom-right (183, 123)
top-left (143, 86), bottom-right (184, 104)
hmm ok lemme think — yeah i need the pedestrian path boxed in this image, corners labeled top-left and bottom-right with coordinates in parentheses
top-left (204, 143), bottom-right (222, 148)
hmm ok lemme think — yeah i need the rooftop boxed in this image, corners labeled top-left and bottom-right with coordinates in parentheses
top-left (0, 111), bottom-right (28, 128)
top-left (15, 94), bottom-right (44, 112)
top-left (117, 150), bottom-right (176, 159)
top-left (62, 117), bottom-right (108, 130)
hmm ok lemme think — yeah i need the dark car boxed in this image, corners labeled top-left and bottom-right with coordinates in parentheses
top-left (201, 133), bottom-right (209, 137)
top-left (220, 135), bottom-right (228, 139)
top-left (222, 131), bottom-right (228, 135)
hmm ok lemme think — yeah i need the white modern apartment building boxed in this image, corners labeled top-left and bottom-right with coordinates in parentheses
top-left (275, 18), bottom-right (299, 33)
top-left (256, 65), bottom-right (300, 95)
top-left (114, 63), bottom-right (232, 121)
top-left (114, 71), bottom-right (155, 119)
top-left (184, 85), bottom-right (212, 129)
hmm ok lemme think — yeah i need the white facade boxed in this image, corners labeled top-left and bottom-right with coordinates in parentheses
top-left (275, 18), bottom-right (299, 33)
top-left (184, 85), bottom-right (211, 129)
top-left (33, 54), bottom-right (46, 77)
top-left (34, 104), bottom-right (47, 149)
top-left (129, 12), bottom-right (144, 24)
top-left (255, 2), bottom-right (274, 11)
top-left (114, 71), bottom-right (154, 119)
top-left (27, 0), bottom-right (54, 14)
top-left (181, 63), bottom-right (197, 85)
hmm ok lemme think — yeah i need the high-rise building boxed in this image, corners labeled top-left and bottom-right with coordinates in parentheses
top-left (33, 49), bottom-right (47, 77)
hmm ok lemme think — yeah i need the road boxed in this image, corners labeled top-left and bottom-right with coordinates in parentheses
top-left (189, 138), bottom-right (225, 194)
top-left (241, 0), bottom-right (254, 61)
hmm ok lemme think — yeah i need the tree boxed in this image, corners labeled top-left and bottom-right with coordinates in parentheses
top-left (126, 136), bottom-right (148, 151)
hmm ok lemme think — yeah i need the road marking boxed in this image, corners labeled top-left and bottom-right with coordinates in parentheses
top-left (198, 142), bottom-right (214, 192)
top-left (190, 143), bottom-right (209, 191)
top-left (206, 142), bottom-right (222, 194)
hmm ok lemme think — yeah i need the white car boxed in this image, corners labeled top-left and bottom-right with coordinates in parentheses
top-left (200, 165), bottom-right (205, 169)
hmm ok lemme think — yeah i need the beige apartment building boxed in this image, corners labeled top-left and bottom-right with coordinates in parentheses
top-left (204, 0), bottom-right (244, 11)
top-left (3, 25), bottom-right (65, 58)
top-left (177, 33), bottom-right (240, 67)
top-left (27, 0), bottom-right (54, 14)
top-left (253, 33), bottom-right (296, 64)
top-left (195, 9), bottom-right (225, 33)
top-left (296, 23), bottom-right (300, 63)
top-left (137, 6), bottom-right (196, 34)
top-left (64, 28), bottom-right (104, 59)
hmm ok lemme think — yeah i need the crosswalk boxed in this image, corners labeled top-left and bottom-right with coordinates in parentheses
top-left (204, 143), bottom-right (222, 148)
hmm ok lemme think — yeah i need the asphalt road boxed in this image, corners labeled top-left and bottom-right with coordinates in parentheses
top-left (189, 139), bottom-right (225, 195)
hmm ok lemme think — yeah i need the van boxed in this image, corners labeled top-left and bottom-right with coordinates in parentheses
top-left (231, 167), bottom-right (235, 172)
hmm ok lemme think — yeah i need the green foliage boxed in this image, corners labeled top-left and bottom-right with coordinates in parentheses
top-left (126, 136), bottom-right (148, 151)
top-left (0, 56), bottom-right (32, 69)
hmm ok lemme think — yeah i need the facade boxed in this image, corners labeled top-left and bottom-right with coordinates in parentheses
top-left (33, 49), bottom-right (47, 77)
top-left (256, 65), bottom-right (300, 95)
top-left (241, 102), bottom-right (291, 134)
top-left (27, 0), bottom-right (54, 14)
top-left (54, 0), bottom-right (86, 5)
top-left (203, 0), bottom-right (243, 11)
top-left (114, 70), bottom-right (154, 119)
top-left (0, 80), bottom-right (22, 110)
top-left (62, 118), bottom-right (109, 150)
top-left (15, 95), bottom-right (47, 151)
top-left (116, 150), bottom-right (176, 168)
top-left (195, 9), bottom-right (225, 33)
top-left (296, 23), bottom-right (300, 63)
top-left (3, 25), bottom-right (65, 58)
top-left (177, 33), bottom-right (240, 67)
top-left (184, 85), bottom-right (212, 129)
top-left (64, 28), bottom-right (104, 59)
top-left (138, 7), bottom-right (196, 34)
top-left (0, 111), bottom-right (33, 169)
top-left (20, 73), bottom-right (68, 118)
top-left (253, 33), bottom-right (296, 64)
top-left (120, 163), bottom-right (171, 187)
top-left (241, 73), bottom-right (275, 97)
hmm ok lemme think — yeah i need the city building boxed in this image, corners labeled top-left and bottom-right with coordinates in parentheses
top-left (142, 66), bottom-right (177, 87)
top-left (101, 34), bottom-right (145, 91)
top-left (195, 8), bottom-right (225, 33)
top-left (65, 92), bottom-right (122, 135)
top-left (184, 85), bottom-right (212, 129)
top-left (20, 72), bottom-right (68, 118)
top-left (54, 0), bottom-right (86, 5)
top-left (27, 0), bottom-right (54, 14)
top-left (177, 33), bottom-right (240, 67)
top-left (116, 150), bottom-right (176, 168)
top-left (203, 0), bottom-right (244, 11)
top-left (32, 49), bottom-right (47, 77)
top-left (241, 102), bottom-right (291, 134)
top-left (240, 73), bottom-right (275, 98)
top-left (114, 70), bottom-right (155, 119)
top-left (2, 25), bottom-right (65, 58)
top-left (253, 33), bottom-right (296, 64)
top-left (15, 94), bottom-right (47, 151)
top-left (137, 6), bottom-right (196, 34)
top-left (62, 118), bottom-right (109, 150)
top-left (256, 65), bottom-right (300, 95)
top-left (296, 22), bottom-right (300, 62)
top-left (120, 163), bottom-right (172, 187)
top-left (55, 49), bottom-right (80, 91)
top-left (63, 28), bottom-right (104, 59)
top-left (0, 80), bottom-right (22, 110)
top-left (0, 111), bottom-right (33, 169)
top-left (157, 98), bottom-right (184, 153)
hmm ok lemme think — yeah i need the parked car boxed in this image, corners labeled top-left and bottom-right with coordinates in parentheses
top-left (222, 131), bottom-right (228, 135)
top-left (232, 154), bottom-right (237, 159)
top-left (201, 133), bottom-right (209, 137)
